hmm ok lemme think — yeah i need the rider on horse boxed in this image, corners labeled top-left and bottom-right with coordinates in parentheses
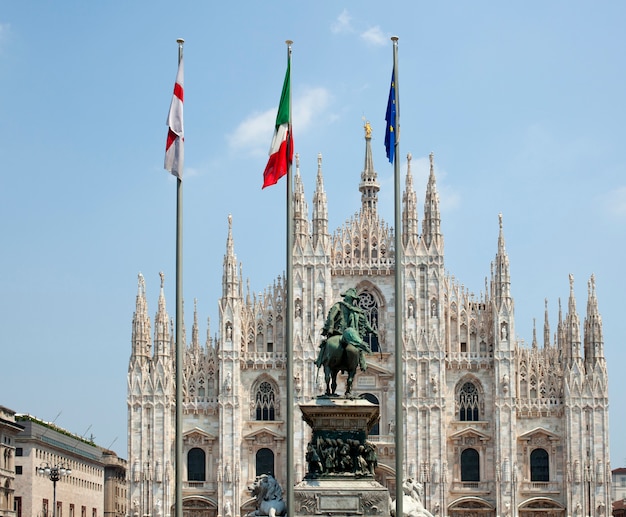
top-left (315, 288), bottom-right (376, 371)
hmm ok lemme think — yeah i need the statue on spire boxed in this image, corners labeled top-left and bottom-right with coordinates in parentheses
top-left (364, 120), bottom-right (372, 139)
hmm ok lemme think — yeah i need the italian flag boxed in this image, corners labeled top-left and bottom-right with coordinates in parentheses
top-left (262, 59), bottom-right (292, 189)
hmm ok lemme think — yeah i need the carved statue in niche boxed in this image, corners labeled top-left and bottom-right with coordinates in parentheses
top-left (431, 376), bottom-right (438, 393)
top-left (224, 372), bottom-right (232, 392)
top-left (316, 300), bottom-right (324, 319)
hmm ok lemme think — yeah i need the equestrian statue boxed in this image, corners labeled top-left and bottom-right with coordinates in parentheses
top-left (315, 288), bottom-right (377, 396)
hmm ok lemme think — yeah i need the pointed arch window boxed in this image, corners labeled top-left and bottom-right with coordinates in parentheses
top-left (356, 290), bottom-right (380, 352)
top-left (187, 448), bottom-right (206, 481)
top-left (459, 382), bottom-right (480, 421)
top-left (255, 381), bottom-right (276, 421)
top-left (530, 448), bottom-right (549, 482)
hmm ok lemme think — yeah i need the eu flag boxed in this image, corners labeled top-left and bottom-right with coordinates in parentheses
top-left (384, 70), bottom-right (396, 163)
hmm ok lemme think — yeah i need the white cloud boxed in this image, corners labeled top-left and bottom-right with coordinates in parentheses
top-left (331, 10), bottom-right (388, 47)
top-left (293, 87), bottom-right (331, 131)
top-left (360, 26), bottom-right (387, 47)
top-left (0, 23), bottom-right (10, 52)
top-left (228, 109), bottom-right (276, 157)
top-left (331, 9), bottom-right (353, 34)
top-left (228, 87), bottom-right (332, 157)
top-left (604, 186), bottom-right (626, 217)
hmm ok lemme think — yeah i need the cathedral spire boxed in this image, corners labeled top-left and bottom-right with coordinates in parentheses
top-left (584, 274), bottom-right (604, 369)
top-left (312, 153), bottom-right (329, 248)
top-left (422, 152), bottom-right (442, 249)
top-left (563, 274), bottom-right (582, 365)
top-left (222, 215), bottom-right (239, 299)
top-left (191, 298), bottom-right (200, 353)
top-left (154, 271), bottom-right (170, 358)
top-left (131, 272), bottom-right (151, 358)
top-left (402, 152), bottom-right (419, 247)
top-left (359, 121), bottom-right (380, 216)
top-left (492, 214), bottom-right (511, 305)
top-left (544, 298), bottom-right (551, 348)
top-left (293, 153), bottom-right (309, 244)
top-left (205, 316), bottom-right (212, 350)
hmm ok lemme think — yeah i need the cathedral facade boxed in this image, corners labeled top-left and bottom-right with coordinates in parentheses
top-left (127, 129), bottom-right (611, 517)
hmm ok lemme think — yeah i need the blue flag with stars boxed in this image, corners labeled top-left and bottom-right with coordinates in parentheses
top-left (385, 70), bottom-right (396, 163)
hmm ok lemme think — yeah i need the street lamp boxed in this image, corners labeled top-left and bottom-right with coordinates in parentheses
top-left (38, 462), bottom-right (72, 517)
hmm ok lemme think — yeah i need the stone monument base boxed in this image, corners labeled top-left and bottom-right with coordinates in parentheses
top-left (293, 398), bottom-right (390, 517)
top-left (293, 477), bottom-right (391, 517)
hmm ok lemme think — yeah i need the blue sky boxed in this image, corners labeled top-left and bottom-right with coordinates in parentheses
top-left (1, 2), bottom-right (625, 466)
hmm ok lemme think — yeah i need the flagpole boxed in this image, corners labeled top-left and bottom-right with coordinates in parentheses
top-left (174, 37), bottom-right (185, 517)
top-left (391, 35), bottom-right (404, 517)
top-left (284, 38), bottom-right (295, 517)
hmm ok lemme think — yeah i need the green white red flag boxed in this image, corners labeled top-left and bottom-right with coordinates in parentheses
top-left (262, 58), bottom-right (292, 189)
top-left (165, 56), bottom-right (184, 178)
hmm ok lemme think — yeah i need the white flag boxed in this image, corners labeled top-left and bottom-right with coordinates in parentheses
top-left (164, 57), bottom-right (184, 178)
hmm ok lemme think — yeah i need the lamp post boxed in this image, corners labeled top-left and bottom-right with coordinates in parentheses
top-left (38, 462), bottom-right (72, 517)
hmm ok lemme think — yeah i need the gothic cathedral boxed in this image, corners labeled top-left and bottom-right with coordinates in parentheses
top-left (127, 128), bottom-right (611, 517)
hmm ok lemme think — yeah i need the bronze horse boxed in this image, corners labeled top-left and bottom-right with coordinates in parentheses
top-left (317, 333), bottom-right (361, 396)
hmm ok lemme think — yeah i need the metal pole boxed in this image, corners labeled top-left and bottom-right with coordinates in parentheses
top-left (175, 37), bottom-right (185, 517)
top-left (52, 477), bottom-right (57, 517)
top-left (391, 35), bottom-right (404, 517)
top-left (285, 38), bottom-right (295, 517)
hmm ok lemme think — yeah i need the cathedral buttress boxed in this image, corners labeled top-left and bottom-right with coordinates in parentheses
top-left (489, 216), bottom-right (517, 516)
top-left (218, 215), bottom-right (244, 515)
top-left (128, 272), bottom-right (175, 517)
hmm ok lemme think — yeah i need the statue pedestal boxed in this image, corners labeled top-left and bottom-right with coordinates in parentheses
top-left (294, 477), bottom-right (391, 516)
top-left (293, 398), bottom-right (390, 517)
